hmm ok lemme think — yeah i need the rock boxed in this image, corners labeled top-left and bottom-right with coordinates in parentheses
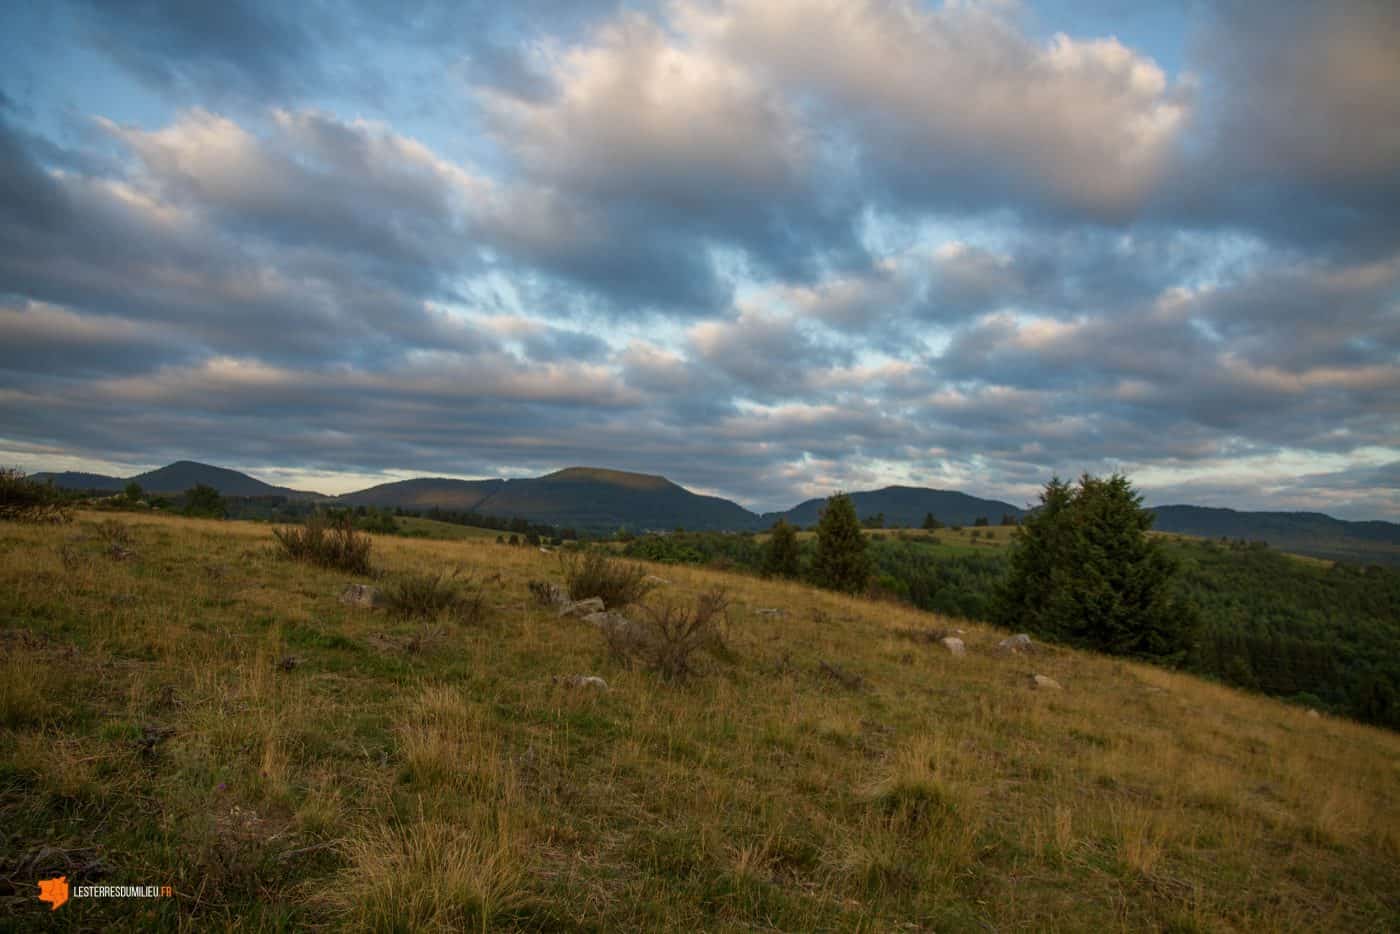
top-left (558, 596), bottom-right (605, 618)
top-left (940, 636), bottom-right (966, 656)
top-left (1030, 674), bottom-right (1062, 691)
top-left (339, 583), bottom-right (382, 609)
top-left (555, 674), bottom-right (608, 690)
top-left (1307, 708), bottom-right (1321, 719)
top-left (643, 575), bottom-right (671, 585)
top-left (755, 607), bottom-right (785, 617)
top-left (997, 633), bottom-right (1034, 655)
top-left (583, 610), bottom-right (633, 634)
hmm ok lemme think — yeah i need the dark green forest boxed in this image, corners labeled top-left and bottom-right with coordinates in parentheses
top-left (622, 530), bottom-right (1400, 730)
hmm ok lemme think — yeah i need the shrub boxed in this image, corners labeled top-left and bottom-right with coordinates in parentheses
top-left (380, 569), bottom-right (485, 624)
top-left (182, 483), bottom-right (227, 518)
top-left (561, 551), bottom-right (655, 609)
top-left (273, 515), bottom-right (373, 575)
top-left (0, 468), bottom-right (71, 523)
top-left (603, 588), bottom-right (731, 680)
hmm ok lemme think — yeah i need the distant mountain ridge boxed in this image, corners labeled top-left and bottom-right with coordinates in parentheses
top-left (32, 460), bottom-right (323, 500)
top-left (28, 460), bottom-right (1400, 563)
top-left (765, 485), bottom-right (1024, 529)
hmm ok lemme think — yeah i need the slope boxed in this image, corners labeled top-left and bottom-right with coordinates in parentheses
top-left (2, 511), bottom-right (1396, 930)
top-left (1150, 504), bottom-right (1400, 566)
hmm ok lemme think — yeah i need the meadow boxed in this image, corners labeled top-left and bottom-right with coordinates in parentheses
top-left (1, 511), bottom-right (1397, 930)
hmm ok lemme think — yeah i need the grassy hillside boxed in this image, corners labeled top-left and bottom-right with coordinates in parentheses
top-left (2, 513), bottom-right (1398, 930)
top-left (394, 516), bottom-right (516, 541)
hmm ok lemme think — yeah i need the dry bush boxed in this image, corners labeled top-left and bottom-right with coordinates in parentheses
top-left (603, 587), bottom-right (731, 680)
top-left (381, 568), bottom-right (485, 624)
top-left (0, 467), bottom-right (72, 523)
top-left (95, 518), bottom-right (135, 559)
top-left (272, 515), bottom-right (372, 575)
top-left (561, 551), bottom-right (655, 608)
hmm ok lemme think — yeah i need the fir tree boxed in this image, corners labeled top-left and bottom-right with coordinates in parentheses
top-left (995, 473), bottom-right (1196, 663)
top-left (763, 518), bottom-right (801, 578)
top-left (812, 492), bottom-right (872, 594)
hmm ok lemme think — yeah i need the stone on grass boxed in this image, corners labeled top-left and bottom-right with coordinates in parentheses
top-left (339, 583), bottom-right (382, 609)
top-left (1307, 709), bottom-right (1321, 719)
top-left (997, 633), bottom-right (1034, 655)
top-left (940, 636), bottom-right (966, 656)
top-left (1030, 674), bottom-right (1062, 691)
top-left (555, 674), bottom-right (608, 690)
top-left (558, 596), bottom-right (605, 618)
top-left (583, 610), bottom-right (633, 635)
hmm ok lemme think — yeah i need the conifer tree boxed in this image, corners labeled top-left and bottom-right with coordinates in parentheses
top-left (812, 492), bottom-right (872, 594)
top-left (763, 518), bottom-right (801, 579)
top-left (995, 474), bottom-right (1196, 662)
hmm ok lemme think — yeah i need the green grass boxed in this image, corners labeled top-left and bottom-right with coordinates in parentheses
top-left (393, 516), bottom-right (512, 541)
top-left (1, 511), bottom-right (1397, 930)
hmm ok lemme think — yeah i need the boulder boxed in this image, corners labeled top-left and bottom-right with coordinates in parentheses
top-left (559, 596), bottom-right (606, 618)
top-left (997, 633), bottom-right (1034, 655)
top-left (940, 636), bottom-right (966, 656)
top-left (754, 607), bottom-right (785, 617)
top-left (1030, 674), bottom-right (1062, 691)
top-left (583, 610), bottom-right (633, 635)
top-left (339, 583), bottom-right (382, 609)
top-left (643, 575), bottom-right (671, 585)
top-left (1307, 709), bottom-right (1321, 719)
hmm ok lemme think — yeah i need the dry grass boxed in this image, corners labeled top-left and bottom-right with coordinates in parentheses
top-left (0, 510), bottom-right (1397, 930)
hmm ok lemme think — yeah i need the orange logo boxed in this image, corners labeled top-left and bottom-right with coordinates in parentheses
top-left (38, 875), bottom-right (69, 911)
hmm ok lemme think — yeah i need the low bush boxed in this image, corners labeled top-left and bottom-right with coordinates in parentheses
top-left (273, 515), bottom-right (373, 575)
top-left (0, 468), bottom-right (72, 523)
top-left (561, 551), bottom-right (655, 609)
top-left (380, 569), bottom-right (485, 624)
top-left (603, 587), bottom-right (731, 680)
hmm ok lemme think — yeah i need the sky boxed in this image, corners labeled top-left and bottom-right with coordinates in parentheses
top-left (1, 0), bottom-right (1397, 518)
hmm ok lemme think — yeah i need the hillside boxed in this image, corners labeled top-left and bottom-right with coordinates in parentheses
top-left (767, 485), bottom-right (1025, 529)
top-left (29, 471), bottom-right (126, 492)
top-left (29, 461), bottom-right (1400, 564)
top-left (1149, 505), bottom-right (1400, 566)
top-left (2, 511), bottom-right (1397, 929)
top-left (337, 477), bottom-right (506, 511)
top-left (32, 461), bottom-right (323, 500)
top-left (341, 467), bottom-right (758, 532)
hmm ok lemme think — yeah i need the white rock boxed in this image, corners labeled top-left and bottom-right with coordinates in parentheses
top-left (643, 575), bottom-right (671, 585)
top-left (997, 633), bottom-right (1034, 654)
top-left (558, 596), bottom-right (606, 618)
top-left (1030, 674), bottom-right (1062, 691)
top-left (558, 674), bottom-right (608, 690)
top-left (583, 610), bottom-right (633, 634)
top-left (1307, 709), bottom-right (1321, 719)
top-left (940, 636), bottom-right (966, 656)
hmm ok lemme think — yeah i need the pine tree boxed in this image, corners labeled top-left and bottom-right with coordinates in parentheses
top-left (812, 492), bottom-right (872, 594)
top-left (995, 473), bottom-right (1196, 663)
top-left (921, 512), bottom-right (942, 530)
top-left (763, 519), bottom-right (801, 578)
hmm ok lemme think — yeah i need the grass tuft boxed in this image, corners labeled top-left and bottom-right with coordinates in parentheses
top-left (561, 550), bottom-right (654, 608)
top-left (272, 515), bottom-right (373, 575)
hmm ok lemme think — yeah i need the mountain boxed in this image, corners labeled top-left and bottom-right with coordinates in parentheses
top-left (1149, 505), bottom-right (1400, 566)
top-left (30, 471), bottom-right (125, 492)
top-left (33, 461), bottom-right (323, 499)
top-left (338, 477), bottom-right (505, 511)
top-left (340, 467), bottom-right (757, 532)
top-left (766, 486), bottom-right (1025, 529)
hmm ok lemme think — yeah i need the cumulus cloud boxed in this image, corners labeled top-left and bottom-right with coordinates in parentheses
top-left (0, 0), bottom-right (1396, 517)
